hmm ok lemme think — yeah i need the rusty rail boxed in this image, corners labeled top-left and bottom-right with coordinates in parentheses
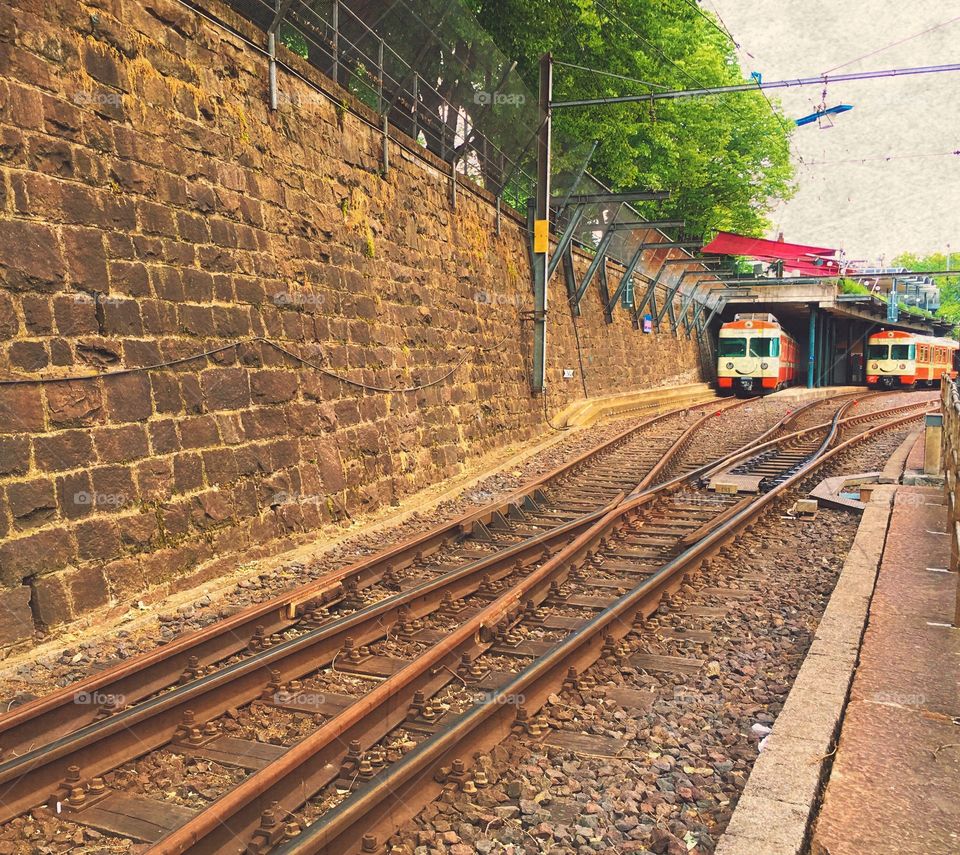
top-left (261, 403), bottom-right (934, 855)
top-left (0, 398), bottom-right (731, 758)
top-left (144, 398), bottom-right (926, 854)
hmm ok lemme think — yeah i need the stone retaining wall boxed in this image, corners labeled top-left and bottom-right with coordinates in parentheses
top-left (0, 0), bottom-right (704, 642)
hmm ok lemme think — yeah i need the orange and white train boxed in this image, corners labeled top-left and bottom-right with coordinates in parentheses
top-left (866, 329), bottom-right (958, 389)
top-left (716, 313), bottom-right (800, 395)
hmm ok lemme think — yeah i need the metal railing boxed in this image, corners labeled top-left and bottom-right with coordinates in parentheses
top-left (212, 0), bottom-right (538, 209)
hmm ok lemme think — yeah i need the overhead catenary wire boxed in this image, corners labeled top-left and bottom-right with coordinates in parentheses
top-left (802, 149), bottom-right (960, 166)
top-left (552, 60), bottom-right (670, 91)
top-left (820, 14), bottom-right (960, 76)
top-left (673, 0), bottom-right (740, 47)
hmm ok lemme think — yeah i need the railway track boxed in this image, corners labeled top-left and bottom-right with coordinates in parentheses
top-left (0, 398), bottom-right (733, 758)
top-left (0, 394), bottom-right (933, 854)
top-left (0, 397), bottom-right (810, 813)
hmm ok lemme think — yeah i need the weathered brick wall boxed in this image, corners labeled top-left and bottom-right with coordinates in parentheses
top-left (0, 0), bottom-right (704, 643)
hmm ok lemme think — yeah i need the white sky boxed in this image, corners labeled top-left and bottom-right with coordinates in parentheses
top-left (707, 0), bottom-right (960, 265)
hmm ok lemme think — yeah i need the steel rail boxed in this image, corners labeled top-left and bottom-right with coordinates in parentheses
top-left (143, 395), bottom-right (883, 853)
top-left (268, 403), bottom-right (936, 855)
top-left (0, 393), bottom-right (911, 836)
top-left (0, 501), bottom-right (616, 824)
top-left (0, 396), bottom-right (724, 757)
top-left (697, 396), bottom-right (935, 487)
top-left (0, 397), bottom-right (757, 821)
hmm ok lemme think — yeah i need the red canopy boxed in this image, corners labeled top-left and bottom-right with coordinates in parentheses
top-left (703, 231), bottom-right (842, 276)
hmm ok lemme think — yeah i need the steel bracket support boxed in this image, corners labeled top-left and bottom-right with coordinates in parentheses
top-left (604, 246), bottom-right (647, 317)
top-left (547, 207), bottom-right (584, 281)
top-left (634, 275), bottom-right (660, 321)
top-left (597, 264), bottom-right (612, 323)
top-left (562, 248), bottom-right (578, 305)
top-left (571, 230), bottom-right (613, 315)
top-left (702, 297), bottom-right (724, 331)
top-left (678, 273), bottom-right (707, 329)
top-left (689, 295), bottom-right (712, 333)
top-left (683, 284), bottom-right (717, 337)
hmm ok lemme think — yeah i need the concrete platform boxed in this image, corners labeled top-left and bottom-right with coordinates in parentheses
top-left (768, 385), bottom-right (863, 402)
top-left (903, 425), bottom-right (946, 487)
top-left (809, 486), bottom-right (960, 855)
top-left (716, 476), bottom-right (960, 855)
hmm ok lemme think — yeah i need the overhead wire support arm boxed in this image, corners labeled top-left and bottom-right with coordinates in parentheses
top-left (556, 190), bottom-right (670, 206)
top-left (608, 220), bottom-right (685, 231)
top-left (546, 207), bottom-right (585, 281)
top-left (571, 229), bottom-right (616, 314)
top-left (550, 62), bottom-right (960, 108)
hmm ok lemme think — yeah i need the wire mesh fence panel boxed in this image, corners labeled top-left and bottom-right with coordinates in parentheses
top-left (212, 0), bottom-right (539, 201)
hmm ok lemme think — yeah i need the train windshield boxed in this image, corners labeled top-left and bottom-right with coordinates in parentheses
top-left (867, 344), bottom-right (889, 359)
top-left (718, 338), bottom-right (746, 357)
top-left (891, 344), bottom-right (915, 360)
top-left (748, 338), bottom-right (778, 357)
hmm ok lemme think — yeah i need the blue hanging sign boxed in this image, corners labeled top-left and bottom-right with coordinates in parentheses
top-left (643, 314), bottom-right (653, 333)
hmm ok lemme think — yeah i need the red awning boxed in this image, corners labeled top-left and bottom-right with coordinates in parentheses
top-left (703, 231), bottom-right (842, 276)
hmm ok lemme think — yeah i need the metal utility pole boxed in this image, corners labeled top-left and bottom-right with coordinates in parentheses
top-left (532, 53), bottom-right (552, 394)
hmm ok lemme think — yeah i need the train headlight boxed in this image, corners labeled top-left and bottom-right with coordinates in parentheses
top-left (870, 362), bottom-right (878, 370)
top-left (760, 362), bottom-right (769, 370)
top-left (899, 363), bottom-right (906, 370)
top-left (725, 362), bottom-right (734, 369)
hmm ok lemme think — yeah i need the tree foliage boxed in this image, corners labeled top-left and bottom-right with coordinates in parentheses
top-left (893, 250), bottom-right (960, 323)
top-left (469, 0), bottom-right (796, 237)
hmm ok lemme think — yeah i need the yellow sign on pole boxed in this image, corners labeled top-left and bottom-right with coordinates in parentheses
top-left (534, 219), bottom-right (549, 254)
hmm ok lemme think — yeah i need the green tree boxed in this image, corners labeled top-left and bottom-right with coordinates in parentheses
top-left (469, 0), bottom-right (795, 237)
top-left (892, 250), bottom-right (960, 324)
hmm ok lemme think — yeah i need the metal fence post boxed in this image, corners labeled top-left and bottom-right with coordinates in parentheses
top-left (268, 29), bottom-right (278, 110)
top-left (267, 0), bottom-right (295, 111)
top-left (377, 38), bottom-right (384, 112)
top-left (451, 158), bottom-right (457, 209)
top-left (331, 0), bottom-right (339, 84)
top-left (412, 74), bottom-right (419, 143)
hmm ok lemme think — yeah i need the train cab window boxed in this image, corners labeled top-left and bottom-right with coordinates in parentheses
top-left (867, 344), bottom-right (888, 359)
top-left (748, 338), bottom-right (777, 357)
top-left (890, 344), bottom-right (915, 360)
top-left (718, 338), bottom-right (746, 357)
